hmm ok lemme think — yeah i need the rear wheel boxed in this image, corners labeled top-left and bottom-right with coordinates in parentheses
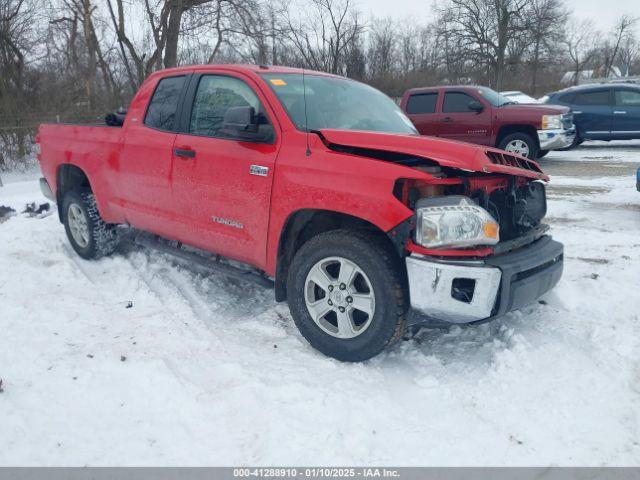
top-left (62, 190), bottom-right (118, 260)
top-left (498, 132), bottom-right (538, 159)
top-left (287, 230), bottom-right (408, 362)
top-left (537, 149), bottom-right (549, 159)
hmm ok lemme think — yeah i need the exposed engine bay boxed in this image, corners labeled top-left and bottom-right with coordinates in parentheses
top-left (394, 163), bottom-right (548, 251)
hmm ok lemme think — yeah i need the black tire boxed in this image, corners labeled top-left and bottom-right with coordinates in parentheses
top-left (62, 190), bottom-right (118, 260)
top-left (498, 132), bottom-right (538, 159)
top-left (537, 149), bottom-right (549, 159)
top-left (286, 229), bottom-right (408, 362)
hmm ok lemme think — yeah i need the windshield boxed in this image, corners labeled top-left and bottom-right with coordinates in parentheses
top-left (261, 73), bottom-right (418, 135)
top-left (475, 87), bottom-right (514, 106)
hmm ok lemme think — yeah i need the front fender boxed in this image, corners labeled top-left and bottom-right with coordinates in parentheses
top-left (265, 143), bottom-right (429, 275)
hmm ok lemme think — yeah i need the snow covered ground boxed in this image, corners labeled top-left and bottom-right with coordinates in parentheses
top-left (0, 142), bottom-right (639, 466)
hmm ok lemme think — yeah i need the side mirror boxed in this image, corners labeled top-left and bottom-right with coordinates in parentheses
top-left (468, 100), bottom-right (484, 113)
top-left (221, 106), bottom-right (259, 135)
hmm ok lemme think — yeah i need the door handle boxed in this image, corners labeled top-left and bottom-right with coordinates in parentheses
top-left (442, 117), bottom-right (454, 123)
top-left (613, 110), bottom-right (627, 114)
top-left (572, 111), bottom-right (582, 114)
top-left (174, 147), bottom-right (196, 158)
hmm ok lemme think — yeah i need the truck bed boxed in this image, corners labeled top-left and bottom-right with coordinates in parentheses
top-left (38, 123), bottom-right (125, 214)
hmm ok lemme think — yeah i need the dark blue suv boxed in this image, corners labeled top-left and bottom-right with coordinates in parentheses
top-left (544, 84), bottom-right (640, 146)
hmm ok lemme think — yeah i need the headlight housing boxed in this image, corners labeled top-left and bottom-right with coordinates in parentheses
top-left (541, 114), bottom-right (562, 130)
top-left (415, 196), bottom-right (499, 248)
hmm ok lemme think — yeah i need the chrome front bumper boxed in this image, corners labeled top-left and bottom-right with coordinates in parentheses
top-left (537, 128), bottom-right (575, 150)
top-left (406, 257), bottom-right (501, 323)
top-left (406, 236), bottom-right (564, 324)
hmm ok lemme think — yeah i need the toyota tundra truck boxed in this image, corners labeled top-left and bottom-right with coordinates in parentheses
top-left (400, 85), bottom-right (575, 159)
top-left (37, 65), bottom-right (563, 362)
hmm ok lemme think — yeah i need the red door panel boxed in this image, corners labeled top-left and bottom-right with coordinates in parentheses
top-left (170, 136), bottom-right (278, 267)
top-left (404, 91), bottom-right (440, 136)
top-left (170, 72), bottom-right (281, 269)
top-left (115, 74), bottom-right (189, 237)
top-left (436, 91), bottom-right (492, 145)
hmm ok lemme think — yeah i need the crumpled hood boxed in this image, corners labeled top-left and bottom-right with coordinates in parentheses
top-left (318, 129), bottom-right (548, 181)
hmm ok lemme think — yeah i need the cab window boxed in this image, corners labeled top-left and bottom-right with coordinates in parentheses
top-left (189, 75), bottom-right (274, 142)
top-left (406, 93), bottom-right (438, 114)
top-left (574, 90), bottom-right (610, 106)
top-left (443, 92), bottom-right (477, 113)
top-left (144, 76), bottom-right (186, 131)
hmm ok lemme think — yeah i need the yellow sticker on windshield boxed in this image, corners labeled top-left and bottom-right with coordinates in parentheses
top-left (270, 78), bottom-right (287, 86)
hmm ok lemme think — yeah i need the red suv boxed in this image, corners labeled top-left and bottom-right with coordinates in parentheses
top-left (400, 86), bottom-right (575, 159)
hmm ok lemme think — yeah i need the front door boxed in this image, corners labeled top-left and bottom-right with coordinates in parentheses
top-left (436, 91), bottom-right (492, 145)
top-left (612, 88), bottom-right (640, 139)
top-left (171, 72), bottom-right (280, 269)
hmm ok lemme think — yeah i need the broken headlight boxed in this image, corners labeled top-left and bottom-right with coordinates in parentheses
top-left (415, 196), bottom-right (500, 248)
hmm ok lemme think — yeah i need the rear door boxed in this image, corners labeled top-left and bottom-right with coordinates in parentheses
top-left (612, 88), bottom-right (640, 139)
top-left (118, 74), bottom-right (190, 235)
top-left (404, 91), bottom-right (440, 136)
top-left (436, 90), bottom-right (492, 145)
top-left (571, 89), bottom-right (612, 139)
top-left (170, 71), bottom-right (280, 268)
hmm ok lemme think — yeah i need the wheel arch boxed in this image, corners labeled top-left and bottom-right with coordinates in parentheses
top-left (274, 209), bottom-right (405, 302)
top-left (496, 124), bottom-right (539, 150)
top-left (56, 164), bottom-right (93, 222)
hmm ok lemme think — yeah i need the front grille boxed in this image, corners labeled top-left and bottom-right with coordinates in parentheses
top-left (485, 151), bottom-right (543, 173)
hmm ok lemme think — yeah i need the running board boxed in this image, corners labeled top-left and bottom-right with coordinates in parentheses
top-left (134, 232), bottom-right (274, 288)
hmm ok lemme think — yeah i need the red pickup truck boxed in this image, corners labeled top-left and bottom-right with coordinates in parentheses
top-left (37, 65), bottom-right (563, 361)
top-left (400, 86), bottom-right (576, 159)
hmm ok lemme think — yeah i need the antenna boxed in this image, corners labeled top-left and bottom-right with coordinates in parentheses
top-left (302, 67), bottom-right (311, 157)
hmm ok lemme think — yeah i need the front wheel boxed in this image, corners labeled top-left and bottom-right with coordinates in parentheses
top-left (498, 132), bottom-right (538, 159)
top-left (287, 230), bottom-right (408, 362)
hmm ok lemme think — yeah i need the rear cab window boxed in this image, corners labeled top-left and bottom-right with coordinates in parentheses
top-left (558, 92), bottom-right (575, 103)
top-left (573, 90), bottom-right (611, 106)
top-left (144, 76), bottom-right (186, 131)
top-left (406, 92), bottom-right (438, 114)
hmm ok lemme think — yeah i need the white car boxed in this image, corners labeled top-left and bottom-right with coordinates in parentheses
top-left (500, 91), bottom-right (540, 104)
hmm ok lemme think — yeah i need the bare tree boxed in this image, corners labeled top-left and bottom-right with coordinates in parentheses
top-left (618, 33), bottom-right (639, 77)
top-left (602, 14), bottom-right (638, 78)
top-left (525, 0), bottom-right (567, 94)
top-left (436, 0), bottom-right (530, 89)
top-left (563, 19), bottom-right (599, 85)
top-left (368, 18), bottom-right (396, 79)
top-left (51, 0), bottom-right (119, 107)
top-left (0, 0), bottom-right (40, 164)
top-left (284, 0), bottom-right (364, 74)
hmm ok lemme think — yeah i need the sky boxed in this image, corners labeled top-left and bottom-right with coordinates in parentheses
top-left (360, 0), bottom-right (640, 31)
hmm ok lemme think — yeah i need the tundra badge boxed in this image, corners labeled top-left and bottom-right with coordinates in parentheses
top-left (250, 165), bottom-right (269, 177)
top-left (212, 216), bottom-right (244, 229)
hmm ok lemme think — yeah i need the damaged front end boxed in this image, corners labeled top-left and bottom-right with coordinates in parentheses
top-left (397, 166), bottom-right (563, 324)
top-left (316, 129), bottom-right (564, 324)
